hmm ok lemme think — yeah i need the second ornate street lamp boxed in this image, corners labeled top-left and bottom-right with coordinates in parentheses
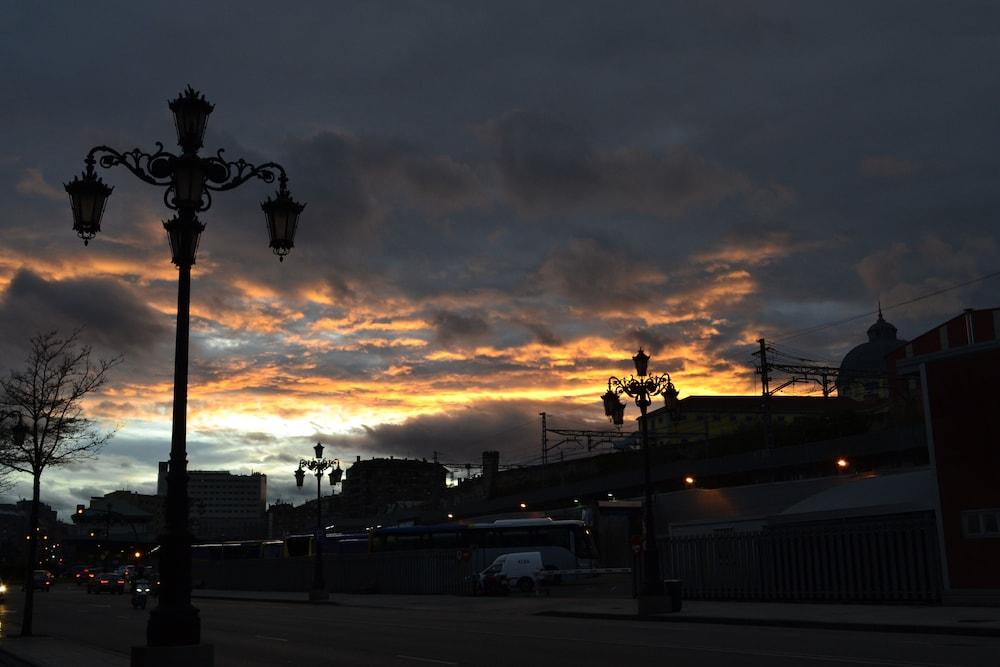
top-left (295, 442), bottom-right (342, 601)
top-left (65, 87), bottom-right (303, 663)
top-left (603, 348), bottom-right (679, 612)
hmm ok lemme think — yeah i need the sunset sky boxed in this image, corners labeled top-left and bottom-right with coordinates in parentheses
top-left (2, 2), bottom-right (998, 518)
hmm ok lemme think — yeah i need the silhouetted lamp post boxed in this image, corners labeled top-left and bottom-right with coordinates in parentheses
top-left (295, 442), bottom-right (342, 601)
top-left (65, 87), bottom-right (303, 662)
top-left (602, 349), bottom-right (679, 606)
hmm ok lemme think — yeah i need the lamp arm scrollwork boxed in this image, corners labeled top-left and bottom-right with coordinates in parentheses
top-left (86, 144), bottom-right (176, 188)
top-left (301, 457), bottom-right (338, 475)
top-left (202, 150), bottom-right (289, 193)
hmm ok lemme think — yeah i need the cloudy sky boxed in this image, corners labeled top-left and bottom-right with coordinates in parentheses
top-left (1, 2), bottom-right (998, 518)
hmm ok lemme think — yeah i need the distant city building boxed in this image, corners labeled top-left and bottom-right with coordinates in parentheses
top-left (836, 309), bottom-right (905, 401)
top-left (0, 501), bottom-right (62, 566)
top-left (157, 462), bottom-right (267, 541)
top-left (72, 490), bottom-right (161, 542)
top-left (265, 500), bottom-right (302, 539)
top-left (339, 456), bottom-right (447, 517)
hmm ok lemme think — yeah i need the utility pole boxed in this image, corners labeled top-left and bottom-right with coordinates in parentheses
top-left (758, 338), bottom-right (775, 450)
top-left (540, 412), bottom-right (548, 464)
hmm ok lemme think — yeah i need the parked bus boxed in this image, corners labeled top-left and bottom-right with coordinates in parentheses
top-left (283, 532), bottom-right (369, 558)
top-left (369, 519), bottom-right (599, 570)
top-left (191, 540), bottom-right (284, 561)
top-left (190, 519), bottom-right (599, 571)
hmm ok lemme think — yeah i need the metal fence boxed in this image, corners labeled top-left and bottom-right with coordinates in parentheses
top-left (663, 513), bottom-right (943, 602)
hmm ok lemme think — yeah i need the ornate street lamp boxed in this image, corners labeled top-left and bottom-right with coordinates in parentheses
top-left (65, 87), bottom-right (303, 661)
top-left (603, 348), bottom-right (680, 612)
top-left (295, 442), bottom-right (342, 601)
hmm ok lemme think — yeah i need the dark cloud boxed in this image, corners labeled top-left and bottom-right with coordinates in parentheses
top-left (0, 270), bottom-right (169, 370)
top-left (481, 110), bottom-right (746, 216)
top-left (431, 310), bottom-right (491, 346)
top-left (320, 400), bottom-right (604, 466)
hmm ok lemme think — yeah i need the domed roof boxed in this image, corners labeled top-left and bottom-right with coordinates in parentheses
top-left (836, 308), bottom-right (904, 396)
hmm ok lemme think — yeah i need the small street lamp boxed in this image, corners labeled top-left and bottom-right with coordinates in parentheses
top-left (602, 348), bottom-right (680, 612)
top-left (65, 86), bottom-right (303, 661)
top-left (295, 442), bottom-right (342, 601)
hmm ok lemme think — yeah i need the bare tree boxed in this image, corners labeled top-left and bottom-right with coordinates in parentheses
top-left (0, 329), bottom-right (121, 637)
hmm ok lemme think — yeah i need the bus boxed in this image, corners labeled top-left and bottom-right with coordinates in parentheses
top-left (283, 532), bottom-right (369, 558)
top-left (369, 519), bottom-right (598, 571)
top-left (191, 540), bottom-right (285, 561)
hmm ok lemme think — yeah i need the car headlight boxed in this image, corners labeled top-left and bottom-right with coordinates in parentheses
top-left (0, 584), bottom-right (7, 593)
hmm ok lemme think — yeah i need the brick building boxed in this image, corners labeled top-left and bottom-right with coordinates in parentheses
top-left (888, 307), bottom-right (1000, 603)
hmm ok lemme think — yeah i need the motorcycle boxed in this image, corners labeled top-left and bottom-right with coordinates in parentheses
top-left (131, 580), bottom-right (151, 610)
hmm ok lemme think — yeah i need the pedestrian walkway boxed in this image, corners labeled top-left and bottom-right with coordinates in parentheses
top-left (191, 589), bottom-right (1000, 637)
top-left (0, 635), bottom-right (128, 667)
top-left (3, 591), bottom-right (998, 667)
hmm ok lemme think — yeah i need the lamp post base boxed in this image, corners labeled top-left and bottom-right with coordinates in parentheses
top-left (308, 588), bottom-right (329, 601)
top-left (131, 643), bottom-right (213, 667)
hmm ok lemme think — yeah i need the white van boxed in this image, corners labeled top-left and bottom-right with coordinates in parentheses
top-left (477, 551), bottom-right (544, 594)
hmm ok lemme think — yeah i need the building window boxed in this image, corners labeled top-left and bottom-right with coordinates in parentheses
top-left (962, 509), bottom-right (1000, 538)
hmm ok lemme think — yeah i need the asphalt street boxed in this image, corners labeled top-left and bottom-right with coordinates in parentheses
top-left (2, 587), bottom-right (998, 667)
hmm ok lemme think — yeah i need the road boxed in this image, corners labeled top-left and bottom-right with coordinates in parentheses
top-left (2, 587), bottom-right (998, 666)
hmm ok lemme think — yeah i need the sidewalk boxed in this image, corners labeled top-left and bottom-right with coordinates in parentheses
top-left (0, 635), bottom-right (128, 667)
top-left (3, 592), bottom-right (998, 667)
top-left (191, 589), bottom-right (1000, 637)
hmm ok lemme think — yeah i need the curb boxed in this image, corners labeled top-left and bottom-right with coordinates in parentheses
top-left (193, 593), bottom-right (340, 606)
top-left (533, 610), bottom-right (1000, 637)
top-left (0, 649), bottom-right (34, 667)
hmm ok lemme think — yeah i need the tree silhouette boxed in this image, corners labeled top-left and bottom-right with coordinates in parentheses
top-left (0, 329), bottom-right (121, 637)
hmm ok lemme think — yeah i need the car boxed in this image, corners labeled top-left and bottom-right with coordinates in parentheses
top-left (87, 572), bottom-right (126, 594)
top-left (32, 570), bottom-right (54, 592)
top-left (474, 551), bottom-right (545, 595)
top-left (72, 565), bottom-right (98, 586)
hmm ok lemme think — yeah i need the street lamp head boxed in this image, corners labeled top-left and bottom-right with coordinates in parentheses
top-left (163, 215), bottom-right (205, 266)
top-left (313, 442), bottom-right (324, 459)
top-left (663, 379), bottom-right (680, 412)
top-left (601, 389), bottom-right (620, 417)
top-left (171, 153), bottom-right (207, 210)
top-left (65, 168), bottom-right (113, 245)
top-left (168, 86), bottom-right (214, 154)
top-left (294, 466), bottom-right (305, 488)
top-left (262, 187), bottom-right (304, 262)
top-left (632, 348), bottom-right (650, 377)
top-left (611, 401), bottom-right (625, 426)
top-left (329, 463), bottom-right (342, 486)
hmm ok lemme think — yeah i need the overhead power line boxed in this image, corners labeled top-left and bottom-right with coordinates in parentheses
top-left (772, 270), bottom-right (1000, 343)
